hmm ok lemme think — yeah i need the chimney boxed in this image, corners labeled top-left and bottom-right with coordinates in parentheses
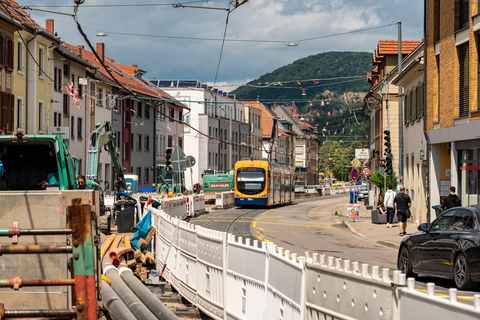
top-left (77, 45), bottom-right (84, 57)
top-left (132, 64), bottom-right (138, 68)
top-left (96, 43), bottom-right (105, 62)
top-left (46, 19), bottom-right (54, 35)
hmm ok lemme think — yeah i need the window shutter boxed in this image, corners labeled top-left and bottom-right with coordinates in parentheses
top-left (1, 36), bottom-right (5, 66)
top-left (9, 94), bottom-right (14, 130)
top-left (412, 87), bottom-right (417, 121)
top-left (2, 92), bottom-right (7, 130)
top-left (458, 42), bottom-right (469, 117)
top-left (7, 39), bottom-right (13, 68)
top-left (404, 91), bottom-right (408, 125)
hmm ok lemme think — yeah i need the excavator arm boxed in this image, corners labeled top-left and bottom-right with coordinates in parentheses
top-left (86, 120), bottom-right (126, 192)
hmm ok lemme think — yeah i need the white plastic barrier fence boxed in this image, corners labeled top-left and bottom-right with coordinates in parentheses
top-left (186, 194), bottom-right (206, 216)
top-left (161, 196), bottom-right (187, 218)
top-left (216, 191), bottom-right (235, 209)
top-left (151, 207), bottom-right (480, 320)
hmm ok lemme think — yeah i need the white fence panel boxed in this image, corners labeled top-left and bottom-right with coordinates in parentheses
top-left (398, 279), bottom-right (480, 320)
top-left (226, 235), bottom-right (268, 320)
top-left (304, 252), bottom-right (396, 320)
top-left (266, 244), bottom-right (304, 320)
top-left (195, 226), bottom-right (226, 320)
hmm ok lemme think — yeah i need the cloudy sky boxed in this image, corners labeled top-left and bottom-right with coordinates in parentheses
top-left (25, 0), bottom-right (423, 91)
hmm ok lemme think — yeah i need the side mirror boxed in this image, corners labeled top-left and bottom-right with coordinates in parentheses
top-left (418, 223), bottom-right (429, 232)
top-left (105, 181), bottom-right (109, 189)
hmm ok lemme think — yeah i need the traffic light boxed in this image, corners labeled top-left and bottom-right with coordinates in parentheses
top-left (165, 148), bottom-right (172, 173)
top-left (379, 157), bottom-right (386, 168)
top-left (383, 130), bottom-right (393, 176)
top-left (385, 155), bottom-right (393, 175)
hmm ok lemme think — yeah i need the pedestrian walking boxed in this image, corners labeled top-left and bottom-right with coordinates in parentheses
top-left (393, 186), bottom-right (411, 236)
top-left (383, 185), bottom-right (396, 228)
top-left (441, 186), bottom-right (462, 210)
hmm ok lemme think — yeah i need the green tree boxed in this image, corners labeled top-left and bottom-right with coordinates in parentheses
top-left (368, 170), bottom-right (397, 200)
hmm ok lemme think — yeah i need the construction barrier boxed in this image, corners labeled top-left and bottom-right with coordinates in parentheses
top-left (216, 191), bottom-right (235, 209)
top-left (186, 194), bottom-right (206, 217)
top-left (151, 207), bottom-right (480, 320)
top-left (161, 196), bottom-right (187, 218)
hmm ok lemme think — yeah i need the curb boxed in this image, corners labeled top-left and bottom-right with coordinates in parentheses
top-left (344, 220), bottom-right (400, 250)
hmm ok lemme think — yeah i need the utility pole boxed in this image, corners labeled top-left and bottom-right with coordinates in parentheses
top-left (398, 21), bottom-right (403, 184)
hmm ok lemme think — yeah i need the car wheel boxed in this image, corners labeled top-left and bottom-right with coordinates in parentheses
top-left (398, 246), bottom-right (415, 278)
top-left (454, 253), bottom-right (478, 290)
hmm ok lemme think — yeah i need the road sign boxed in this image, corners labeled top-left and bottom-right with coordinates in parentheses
top-left (186, 155), bottom-right (196, 168)
top-left (350, 168), bottom-right (359, 181)
top-left (379, 167), bottom-right (388, 177)
top-left (351, 158), bottom-right (361, 167)
top-left (355, 149), bottom-right (370, 160)
top-left (47, 126), bottom-right (70, 139)
top-left (362, 167), bottom-right (371, 177)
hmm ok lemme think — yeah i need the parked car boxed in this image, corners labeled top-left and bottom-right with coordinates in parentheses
top-left (397, 206), bottom-right (480, 290)
top-left (357, 188), bottom-right (369, 200)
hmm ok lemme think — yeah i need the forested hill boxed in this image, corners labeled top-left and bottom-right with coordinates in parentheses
top-left (232, 51), bottom-right (372, 144)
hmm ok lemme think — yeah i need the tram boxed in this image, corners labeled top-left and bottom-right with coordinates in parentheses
top-left (234, 159), bottom-right (295, 206)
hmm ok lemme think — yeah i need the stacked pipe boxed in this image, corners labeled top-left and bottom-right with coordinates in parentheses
top-left (100, 235), bottom-right (178, 320)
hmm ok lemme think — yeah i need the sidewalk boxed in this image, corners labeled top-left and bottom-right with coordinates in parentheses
top-left (344, 201), bottom-right (405, 249)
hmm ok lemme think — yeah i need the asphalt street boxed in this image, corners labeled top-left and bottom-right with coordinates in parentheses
top-left (189, 194), bottom-right (480, 305)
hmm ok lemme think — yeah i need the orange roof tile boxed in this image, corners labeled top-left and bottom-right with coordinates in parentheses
top-left (377, 40), bottom-right (422, 56)
top-left (244, 101), bottom-right (277, 138)
top-left (64, 43), bottom-right (186, 109)
top-left (0, 0), bottom-right (42, 30)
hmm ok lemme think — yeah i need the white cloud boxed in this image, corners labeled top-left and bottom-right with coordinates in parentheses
top-left (26, 0), bottom-right (423, 85)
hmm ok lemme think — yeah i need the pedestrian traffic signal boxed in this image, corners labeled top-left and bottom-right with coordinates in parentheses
top-left (165, 148), bottom-right (172, 173)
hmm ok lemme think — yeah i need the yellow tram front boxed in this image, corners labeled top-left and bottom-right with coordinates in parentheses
top-left (234, 160), bottom-right (269, 206)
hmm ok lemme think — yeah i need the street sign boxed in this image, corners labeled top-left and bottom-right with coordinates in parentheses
top-left (350, 168), bottom-right (359, 181)
top-left (355, 148), bottom-right (370, 160)
top-left (362, 167), bottom-right (371, 177)
top-left (351, 158), bottom-right (361, 167)
top-left (379, 167), bottom-right (388, 177)
top-left (47, 126), bottom-right (70, 139)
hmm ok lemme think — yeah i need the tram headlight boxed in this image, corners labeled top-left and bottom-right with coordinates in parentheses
top-left (261, 194), bottom-right (266, 198)
top-left (235, 193), bottom-right (240, 198)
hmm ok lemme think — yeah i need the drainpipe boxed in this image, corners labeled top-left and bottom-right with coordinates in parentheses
top-left (398, 21), bottom-right (404, 182)
top-left (25, 30), bottom-right (38, 134)
top-left (423, 0), bottom-right (431, 224)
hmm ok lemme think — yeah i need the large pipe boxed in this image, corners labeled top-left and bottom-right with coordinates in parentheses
top-left (3, 309), bottom-right (77, 318)
top-left (117, 257), bottom-right (178, 320)
top-left (0, 245), bottom-right (72, 254)
top-left (0, 278), bottom-right (75, 289)
top-left (103, 265), bottom-right (157, 319)
top-left (101, 279), bottom-right (137, 320)
top-left (0, 228), bottom-right (73, 237)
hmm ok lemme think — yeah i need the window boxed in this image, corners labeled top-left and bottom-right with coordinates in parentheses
top-left (458, 42), bottom-right (469, 117)
top-left (63, 63), bottom-right (69, 77)
top-left (63, 94), bottom-right (69, 115)
top-left (124, 143), bottom-right (129, 161)
top-left (137, 102), bottom-right (142, 118)
top-left (447, 211), bottom-right (475, 231)
top-left (145, 105), bottom-right (150, 119)
top-left (71, 74), bottom-right (75, 85)
top-left (38, 101), bottom-right (44, 131)
top-left (430, 210), bottom-right (456, 231)
top-left (169, 107), bottom-right (174, 121)
top-left (54, 112), bottom-right (58, 126)
top-left (38, 47), bottom-right (44, 77)
top-left (459, 0), bottom-right (469, 30)
top-left (433, 0), bottom-right (440, 41)
top-left (418, 83), bottom-right (424, 118)
top-left (71, 116), bottom-right (75, 138)
top-left (78, 76), bottom-right (83, 98)
top-left (145, 135), bottom-right (150, 151)
top-left (168, 135), bottom-right (172, 148)
top-left (209, 152), bottom-right (211, 165)
top-left (17, 98), bottom-right (23, 129)
top-left (58, 68), bottom-right (62, 89)
top-left (131, 133), bottom-right (134, 150)
top-left (77, 118), bottom-right (82, 138)
top-left (116, 131), bottom-right (121, 146)
top-left (54, 67), bottom-right (58, 90)
top-left (97, 88), bottom-right (103, 106)
top-left (124, 111), bottom-right (129, 129)
top-left (106, 91), bottom-right (111, 108)
top-left (136, 134), bottom-right (142, 150)
top-left (144, 168), bottom-right (149, 183)
top-left (137, 167), bottom-right (142, 182)
top-left (178, 110), bottom-right (182, 122)
top-left (156, 134), bottom-right (159, 154)
top-left (178, 137), bottom-right (183, 149)
top-left (17, 41), bottom-right (23, 72)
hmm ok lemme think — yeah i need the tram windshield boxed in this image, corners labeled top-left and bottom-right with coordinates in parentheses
top-left (236, 167), bottom-right (266, 195)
